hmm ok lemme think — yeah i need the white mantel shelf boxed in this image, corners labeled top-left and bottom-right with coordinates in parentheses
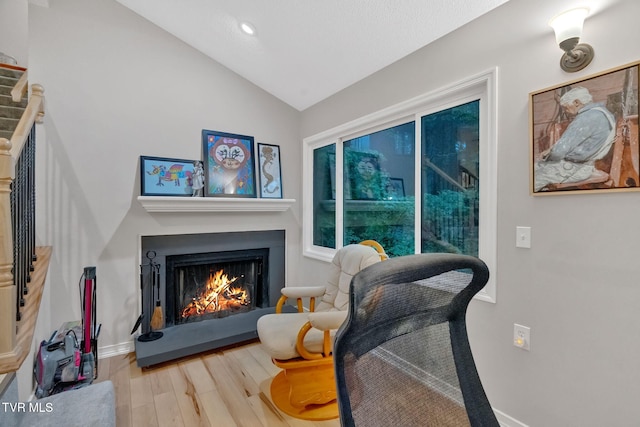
top-left (137, 196), bottom-right (296, 213)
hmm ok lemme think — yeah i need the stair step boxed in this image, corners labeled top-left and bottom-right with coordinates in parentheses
top-left (0, 66), bottom-right (28, 140)
top-left (0, 75), bottom-right (19, 87)
top-left (0, 105), bottom-right (24, 120)
top-left (0, 67), bottom-right (23, 79)
top-left (0, 85), bottom-right (12, 97)
top-left (0, 95), bottom-right (27, 108)
top-left (0, 117), bottom-right (19, 132)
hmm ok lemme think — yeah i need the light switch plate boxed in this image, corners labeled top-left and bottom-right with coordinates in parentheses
top-left (516, 226), bottom-right (531, 248)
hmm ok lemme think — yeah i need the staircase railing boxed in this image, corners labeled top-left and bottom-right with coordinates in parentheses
top-left (0, 71), bottom-right (50, 374)
top-left (10, 69), bottom-right (28, 103)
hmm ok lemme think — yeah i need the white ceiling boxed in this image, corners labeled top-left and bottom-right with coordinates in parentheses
top-left (116, 0), bottom-right (512, 111)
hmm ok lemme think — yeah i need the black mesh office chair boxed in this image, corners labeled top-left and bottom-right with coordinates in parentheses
top-left (334, 253), bottom-right (499, 427)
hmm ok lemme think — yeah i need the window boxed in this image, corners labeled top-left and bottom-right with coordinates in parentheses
top-left (303, 69), bottom-right (497, 302)
top-left (421, 101), bottom-right (479, 256)
top-left (312, 144), bottom-right (336, 248)
top-left (342, 122), bottom-right (416, 257)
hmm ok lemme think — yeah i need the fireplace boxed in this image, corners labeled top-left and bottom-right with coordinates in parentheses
top-left (166, 248), bottom-right (269, 326)
top-left (134, 230), bottom-right (287, 367)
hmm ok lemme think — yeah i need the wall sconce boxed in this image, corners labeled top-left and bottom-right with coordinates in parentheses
top-left (549, 7), bottom-right (594, 73)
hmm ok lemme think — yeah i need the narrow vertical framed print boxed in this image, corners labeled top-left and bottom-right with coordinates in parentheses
top-left (257, 143), bottom-right (283, 198)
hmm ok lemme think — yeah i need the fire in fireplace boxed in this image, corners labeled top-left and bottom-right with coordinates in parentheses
top-left (165, 248), bottom-right (269, 327)
top-left (180, 269), bottom-right (248, 318)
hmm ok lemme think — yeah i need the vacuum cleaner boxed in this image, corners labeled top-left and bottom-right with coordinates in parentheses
top-left (34, 266), bottom-right (101, 398)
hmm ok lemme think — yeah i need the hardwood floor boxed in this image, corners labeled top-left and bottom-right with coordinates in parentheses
top-left (97, 340), bottom-right (340, 427)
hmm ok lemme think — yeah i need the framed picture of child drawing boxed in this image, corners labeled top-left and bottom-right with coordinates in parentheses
top-left (530, 60), bottom-right (639, 195)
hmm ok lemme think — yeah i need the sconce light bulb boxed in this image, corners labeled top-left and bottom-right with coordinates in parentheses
top-left (240, 22), bottom-right (256, 36)
top-left (549, 7), bottom-right (589, 46)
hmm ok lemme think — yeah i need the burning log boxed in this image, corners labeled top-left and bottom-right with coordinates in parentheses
top-left (181, 269), bottom-right (250, 319)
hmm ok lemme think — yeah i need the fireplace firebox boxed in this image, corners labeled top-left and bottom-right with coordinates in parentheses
top-left (166, 248), bottom-right (269, 327)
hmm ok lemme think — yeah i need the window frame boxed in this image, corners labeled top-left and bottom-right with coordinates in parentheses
top-left (303, 68), bottom-right (498, 303)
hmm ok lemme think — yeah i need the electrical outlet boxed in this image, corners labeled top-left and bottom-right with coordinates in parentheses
top-left (513, 324), bottom-right (530, 351)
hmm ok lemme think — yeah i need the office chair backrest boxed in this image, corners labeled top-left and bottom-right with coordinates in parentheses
top-left (334, 253), bottom-right (499, 427)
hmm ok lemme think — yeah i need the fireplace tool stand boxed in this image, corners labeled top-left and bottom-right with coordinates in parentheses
top-left (136, 251), bottom-right (163, 342)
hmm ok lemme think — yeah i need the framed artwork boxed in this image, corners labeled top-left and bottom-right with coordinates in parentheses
top-left (530, 61), bottom-right (639, 195)
top-left (386, 178), bottom-right (405, 199)
top-left (257, 143), bottom-right (283, 198)
top-left (140, 156), bottom-right (196, 196)
top-left (202, 129), bottom-right (257, 198)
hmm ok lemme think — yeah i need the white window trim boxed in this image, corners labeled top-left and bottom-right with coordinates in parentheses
top-left (303, 68), bottom-right (498, 303)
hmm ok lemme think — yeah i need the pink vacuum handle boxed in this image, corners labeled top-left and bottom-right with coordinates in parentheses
top-left (83, 277), bottom-right (93, 354)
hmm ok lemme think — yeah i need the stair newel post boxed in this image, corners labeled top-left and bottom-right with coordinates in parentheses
top-left (31, 84), bottom-right (45, 125)
top-left (0, 137), bottom-right (16, 355)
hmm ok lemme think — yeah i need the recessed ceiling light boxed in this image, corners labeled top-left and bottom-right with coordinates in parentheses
top-left (240, 22), bottom-right (256, 36)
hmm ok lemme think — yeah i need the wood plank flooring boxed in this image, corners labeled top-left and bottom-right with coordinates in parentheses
top-left (97, 340), bottom-right (340, 427)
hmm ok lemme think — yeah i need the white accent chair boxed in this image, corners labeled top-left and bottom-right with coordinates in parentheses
top-left (257, 241), bottom-right (386, 421)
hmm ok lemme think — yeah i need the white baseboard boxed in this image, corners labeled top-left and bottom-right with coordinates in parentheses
top-left (98, 341), bottom-right (134, 359)
top-left (494, 408), bottom-right (529, 427)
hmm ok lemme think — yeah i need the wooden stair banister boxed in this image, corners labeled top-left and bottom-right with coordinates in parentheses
top-left (0, 77), bottom-right (49, 374)
top-left (10, 83), bottom-right (44, 160)
top-left (11, 69), bottom-right (28, 103)
top-left (0, 137), bottom-right (16, 357)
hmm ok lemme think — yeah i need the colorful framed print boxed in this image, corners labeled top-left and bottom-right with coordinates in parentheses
top-left (530, 61), bottom-right (639, 195)
top-left (140, 156), bottom-right (196, 196)
top-left (257, 143), bottom-right (283, 198)
top-left (202, 129), bottom-right (257, 198)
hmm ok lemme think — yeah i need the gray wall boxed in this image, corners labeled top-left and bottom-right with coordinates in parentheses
top-left (301, 0), bottom-right (640, 425)
top-left (20, 0), bottom-right (640, 423)
top-left (0, 0), bottom-right (28, 66)
top-left (28, 0), bottom-right (303, 358)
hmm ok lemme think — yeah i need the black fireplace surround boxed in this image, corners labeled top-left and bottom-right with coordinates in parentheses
top-left (135, 230), bottom-right (286, 367)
